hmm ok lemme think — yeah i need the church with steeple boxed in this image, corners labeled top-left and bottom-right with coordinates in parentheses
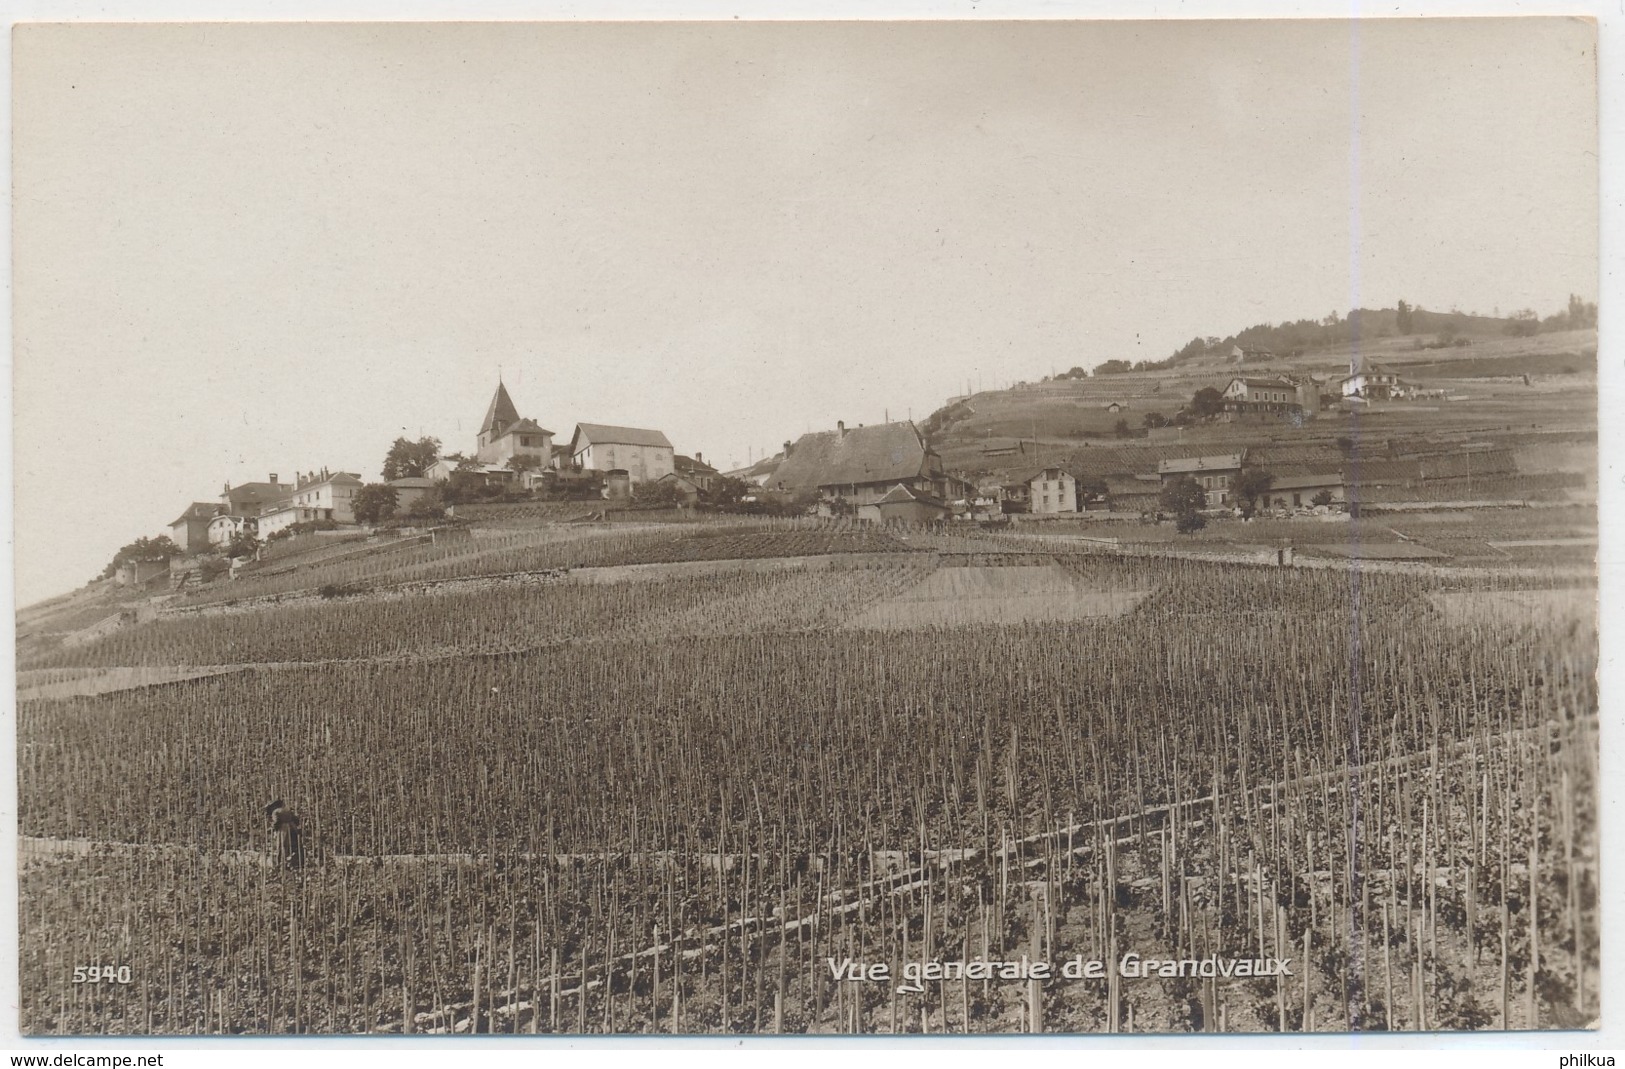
top-left (474, 380), bottom-right (555, 468)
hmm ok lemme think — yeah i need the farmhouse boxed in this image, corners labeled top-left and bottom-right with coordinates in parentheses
top-left (1025, 467), bottom-right (1078, 514)
top-left (167, 502), bottom-right (220, 553)
top-left (1221, 375), bottom-right (1321, 418)
top-left (770, 420), bottom-right (950, 509)
top-left (1266, 472), bottom-right (1347, 508)
top-left (1159, 452), bottom-right (1246, 507)
top-left (1341, 362), bottom-right (1402, 400)
top-left (655, 471), bottom-right (703, 504)
top-left (389, 477), bottom-right (436, 512)
top-left (674, 453), bottom-right (719, 493)
top-left (857, 483), bottom-right (950, 525)
top-left (570, 423), bottom-right (674, 484)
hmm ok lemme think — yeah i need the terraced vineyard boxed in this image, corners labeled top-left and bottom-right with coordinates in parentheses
top-left (17, 523), bottom-right (1597, 1035)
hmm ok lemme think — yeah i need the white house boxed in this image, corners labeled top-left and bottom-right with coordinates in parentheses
top-left (1340, 363), bottom-right (1402, 399)
top-left (1025, 467), bottom-right (1078, 514)
top-left (257, 502), bottom-right (335, 539)
top-left (207, 514), bottom-right (254, 547)
top-left (1222, 375), bottom-right (1321, 416)
top-left (286, 470), bottom-right (364, 523)
top-left (569, 423), bottom-right (674, 484)
top-left (1222, 376), bottom-right (1297, 405)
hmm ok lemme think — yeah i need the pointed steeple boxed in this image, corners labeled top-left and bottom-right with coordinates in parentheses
top-left (481, 381), bottom-right (520, 438)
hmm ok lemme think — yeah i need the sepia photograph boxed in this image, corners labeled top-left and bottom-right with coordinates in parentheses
top-left (9, 15), bottom-right (1601, 1038)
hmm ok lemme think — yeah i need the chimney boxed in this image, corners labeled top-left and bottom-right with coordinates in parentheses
top-left (695, 451), bottom-right (702, 464)
top-left (837, 420), bottom-right (846, 436)
top-left (783, 440), bottom-right (793, 457)
top-left (269, 473), bottom-right (278, 484)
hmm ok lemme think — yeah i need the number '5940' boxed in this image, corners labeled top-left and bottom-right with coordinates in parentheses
top-left (72, 965), bottom-right (132, 984)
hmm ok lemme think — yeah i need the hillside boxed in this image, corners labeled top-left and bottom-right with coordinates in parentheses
top-left (922, 328), bottom-right (1597, 487)
top-left (1147, 299), bottom-right (1596, 369)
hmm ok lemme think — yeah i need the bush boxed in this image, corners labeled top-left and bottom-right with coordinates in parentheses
top-left (1175, 509), bottom-right (1207, 534)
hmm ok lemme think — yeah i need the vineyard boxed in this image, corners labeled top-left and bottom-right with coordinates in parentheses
top-left (16, 523), bottom-right (1598, 1035)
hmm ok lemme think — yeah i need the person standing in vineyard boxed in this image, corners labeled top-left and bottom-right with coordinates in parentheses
top-left (265, 799), bottom-right (304, 870)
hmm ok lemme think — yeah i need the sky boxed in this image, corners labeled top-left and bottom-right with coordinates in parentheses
top-left (11, 17), bottom-right (1598, 605)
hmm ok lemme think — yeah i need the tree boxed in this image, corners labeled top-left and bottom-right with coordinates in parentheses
top-left (353, 483), bottom-right (399, 525)
top-left (1160, 475), bottom-right (1207, 534)
top-left (825, 495), bottom-right (857, 517)
top-left (401, 486), bottom-right (446, 520)
top-left (1159, 475), bottom-right (1205, 515)
top-left (381, 437), bottom-right (441, 481)
top-left (1142, 411), bottom-right (1168, 429)
top-left (506, 454), bottom-right (542, 477)
top-left (1505, 309), bottom-right (1540, 338)
top-left (1311, 490), bottom-right (1334, 507)
top-left (1113, 418), bottom-right (1133, 439)
top-left (1077, 477), bottom-right (1108, 506)
top-left (99, 535), bottom-right (181, 579)
top-left (1187, 387), bottom-right (1225, 419)
top-left (225, 531), bottom-right (260, 560)
top-left (1175, 509), bottom-right (1207, 534)
top-left (631, 479), bottom-right (685, 509)
top-left (1396, 299), bottom-right (1414, 335)
top-left (706, 476), bottom-right (750, 509)
top-left (1094, 359), bottom-right (1133, 375)
top-left (1233, 468), bottom-right (1275, 519)
top-left (1566, 294), bottom-right (1597, 330)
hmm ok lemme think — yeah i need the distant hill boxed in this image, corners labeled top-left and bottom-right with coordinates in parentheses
top-left (1151, 297), bottom-right (1595, 370)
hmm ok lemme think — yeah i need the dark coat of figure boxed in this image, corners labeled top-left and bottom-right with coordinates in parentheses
top-left (265, 799), bottom-right (304, 870)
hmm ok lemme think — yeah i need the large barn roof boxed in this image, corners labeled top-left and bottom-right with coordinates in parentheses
top-left (770, 421), bottom-right (932, 490)
top-left (572, 423), bottom-right (673, 450)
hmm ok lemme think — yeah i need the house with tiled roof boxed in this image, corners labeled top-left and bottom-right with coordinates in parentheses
top-left (1023, 466), bottom-right (1078, 514)
top-left (769, 420), bottom-right (948, 509)
top-left (569, 423), bottom-right (675, 484)
top-left (220, 474), bottom-right (288, 519)
top-left (1158, 452), bottom-right (1247, 507)
top-left (674, 453), bottom-right (720, 493)
top-left (1340, 362), bottom-right (1403, 400)
top-left (167, 502), bottom-right (221, 553)
top-left (389, 477), bottom-right (437, 512)
top-left (257, 469), bottom-right (364, 537)
top-left (857, 483), bottom-right (949, 525)
top-left (1221, 374), bottom-right (1321, 418)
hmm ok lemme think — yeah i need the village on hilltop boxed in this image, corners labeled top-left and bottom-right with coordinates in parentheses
top-left (96, 300), bottom-right (1595, 594)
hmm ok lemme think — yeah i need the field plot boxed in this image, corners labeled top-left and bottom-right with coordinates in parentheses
top-left (848, 563), bottom-right (1153, 629)
top-left (17, 520), bottom-right (1598, 1036)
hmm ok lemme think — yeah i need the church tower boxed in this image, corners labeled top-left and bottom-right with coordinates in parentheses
top-left (477, 381), bottom-right (521, 456)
